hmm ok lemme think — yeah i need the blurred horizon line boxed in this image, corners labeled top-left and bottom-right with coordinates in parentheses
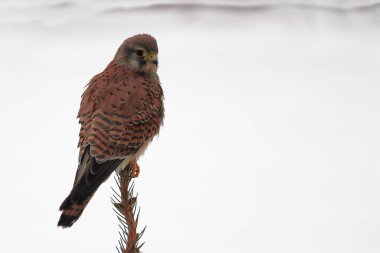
top-left (2, 0), bottom-right (380, 11)
top-left (1, 1), bottom-right (380, 27)
top-left (101, 2), bottom-right (380, 14)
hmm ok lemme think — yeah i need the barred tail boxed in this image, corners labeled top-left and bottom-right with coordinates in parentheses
top-left (58, 194), bottom-right (94, 228)
top-left (57, 148), bottom-right (123, 228)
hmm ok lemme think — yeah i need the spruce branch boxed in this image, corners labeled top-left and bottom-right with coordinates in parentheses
top-left (111, 167), bottom-right (146, 253)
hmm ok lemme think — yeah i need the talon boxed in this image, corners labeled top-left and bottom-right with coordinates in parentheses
top-left (131, 160), bottom-right (140, 178)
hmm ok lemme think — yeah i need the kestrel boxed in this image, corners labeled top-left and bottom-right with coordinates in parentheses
top-left (58, 34), bottom-right (164, 228)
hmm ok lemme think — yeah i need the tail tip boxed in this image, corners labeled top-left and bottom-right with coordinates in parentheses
top-left (57, 214), bottom-right (78, 228)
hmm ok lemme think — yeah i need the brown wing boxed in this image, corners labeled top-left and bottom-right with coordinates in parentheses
top-left (78, 61), bottom-right (164, 163)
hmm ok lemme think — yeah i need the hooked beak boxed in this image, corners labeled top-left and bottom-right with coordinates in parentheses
top-left (146, 52), bottom-right (158, 66)
top-left (142, 52), bottom-right (158, 73)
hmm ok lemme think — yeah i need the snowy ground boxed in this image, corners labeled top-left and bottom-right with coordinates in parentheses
top-left (1, 1), bottom-right (380, 253)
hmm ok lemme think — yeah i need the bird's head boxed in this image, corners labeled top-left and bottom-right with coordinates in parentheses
top-left (114, 34), bottom-right (158, 74)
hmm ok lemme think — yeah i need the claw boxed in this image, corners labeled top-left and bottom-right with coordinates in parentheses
top-left (131, 161), bottom-right (140, 178)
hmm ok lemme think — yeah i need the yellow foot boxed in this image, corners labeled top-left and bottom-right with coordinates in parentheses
top-left (131, 161), bottom-right (140, 178)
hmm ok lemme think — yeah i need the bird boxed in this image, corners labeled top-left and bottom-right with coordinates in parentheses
top-left (58, 34), bottom-right (164, 228)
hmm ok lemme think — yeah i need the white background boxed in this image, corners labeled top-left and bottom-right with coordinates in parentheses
top-left (0, 1), bottom-right (379, 252)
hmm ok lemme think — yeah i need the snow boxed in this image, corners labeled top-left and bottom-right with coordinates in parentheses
top-left (0, 1), bottom-right (379, 253)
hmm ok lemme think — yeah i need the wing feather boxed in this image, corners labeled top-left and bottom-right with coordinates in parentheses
top-left (77, 62), bottom-right (163, 163)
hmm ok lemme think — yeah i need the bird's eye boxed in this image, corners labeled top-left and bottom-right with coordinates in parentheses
top-left (136, 50), bottom-right (144, 57)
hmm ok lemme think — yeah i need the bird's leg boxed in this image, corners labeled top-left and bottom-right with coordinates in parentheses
top-left (130, 159), bottom-right (140, 178)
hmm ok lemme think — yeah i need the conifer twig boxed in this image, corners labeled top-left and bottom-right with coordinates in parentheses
top-left (111, 166), bottom-right (146, 253)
